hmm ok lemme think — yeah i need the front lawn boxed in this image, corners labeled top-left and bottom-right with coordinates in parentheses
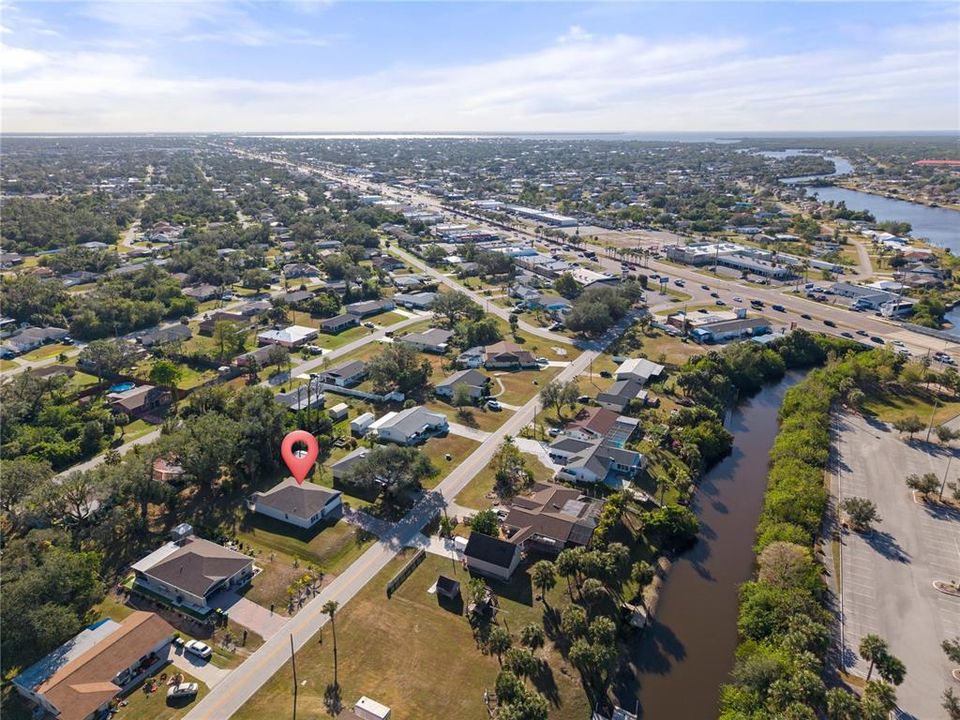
top-left (419, 434), bottom-right (482, 488)
top-left (424, 400), bottom-right (512, 433)
top-left (117, 668), bottom-right (208, 720)
top-left (493, 366), bottom-right (562, 406)
top-left (21, 343), bottom-right (70, 361)
top-left (454, 451), bottom-right (557, 511)
top-left (0, 358), bottom-right (20, 372)
top-left (234, 552), bottom-right (592, 720)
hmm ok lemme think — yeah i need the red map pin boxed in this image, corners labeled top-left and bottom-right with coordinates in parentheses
top-left (281, 430), bottom-right (319, 485)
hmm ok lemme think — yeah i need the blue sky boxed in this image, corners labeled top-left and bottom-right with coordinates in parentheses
top-left (2, 1), bottom-right (958, 133)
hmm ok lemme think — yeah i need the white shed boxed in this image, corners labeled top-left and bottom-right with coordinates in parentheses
top-left (350, 412), bottom-right (375, 436)
top-left (354, 696), bottom-right (391, 720)
top-left (328, 403), bottom-right (349, 421)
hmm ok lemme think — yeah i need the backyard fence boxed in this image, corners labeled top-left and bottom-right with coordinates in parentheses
top-left (385, 548), bottom-right (426, 598)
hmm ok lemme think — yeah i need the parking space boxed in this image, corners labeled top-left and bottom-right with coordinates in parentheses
top-left (836, 411), bottom-right (960, 719)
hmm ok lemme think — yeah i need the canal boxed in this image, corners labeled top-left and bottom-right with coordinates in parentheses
top-left (616, 373), bottom-right (801, 719)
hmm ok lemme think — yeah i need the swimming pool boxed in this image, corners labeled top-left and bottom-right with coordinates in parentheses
top-left (108, 382), bottom-right (136, 393)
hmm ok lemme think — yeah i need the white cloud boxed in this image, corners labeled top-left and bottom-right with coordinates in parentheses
top-left (2, 20), bottom-right (957, 133)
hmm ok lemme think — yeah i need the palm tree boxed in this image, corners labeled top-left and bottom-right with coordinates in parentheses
top-left (859, 634), bottom-right (887, 682)
top-left (530, 560), bottom-right (556, 606)
top-left (323, 600), bottom-right (340, 687)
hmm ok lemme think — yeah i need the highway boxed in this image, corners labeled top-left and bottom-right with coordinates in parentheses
top-left (182, 312), bottom-right (628, 719)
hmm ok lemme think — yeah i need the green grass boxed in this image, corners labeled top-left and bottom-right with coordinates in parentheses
top-left (374, 310), bottom-right (410, 326)
top-left (20, 343), bottom-right (70, 361)
top-left (118, 668), bottom-right (208, 720)
top-left (861, 387), bottom-right (960, 426)
top-left (235, 513), bottom-right (375, 578)
top-left (121, 418), bottom-right (161, 443)
top-left (0, 358), bottom-right (20, 371)
top-left (234, 553), bottom-right (592, 720)
top-left (454, 453), bottom-right (557, 510)
top-left (492, 365), bottom-right (562, 406)
top-left (419, 434), bottom-right (482, 488)
top-left (424, 400), bottom-right (512, 433)
top-left (315, 324), bottom-right (374, 350)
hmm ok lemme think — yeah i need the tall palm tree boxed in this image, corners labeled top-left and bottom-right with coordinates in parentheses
top-left (323, 600), bottom-right (340, 687)
top-left (859, 634), bottom-right (887, 682)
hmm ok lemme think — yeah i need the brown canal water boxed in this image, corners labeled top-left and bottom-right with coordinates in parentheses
top-left (613, 373), bottom-right (802, 719)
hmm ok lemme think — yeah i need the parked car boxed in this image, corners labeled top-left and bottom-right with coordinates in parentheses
top-left (548, 322), bottom-right (564, 331)
top-left (168, 683), bottom-right (199, 700)
top-left (548, 427), bottom-right (561, 437)
top-left (732, 296), bottom-right (742, 303)
top-left (486, 399), bottom-right (502, 411)
top-left (363, 322), bottom-right (375, 329)
top-left (856, 330), bottom-right (868, 336)
top-left (871, 336), bottom-right (884, 344)
top-left (577, 395), bottom-right (592, 404)
top-left (184, 640), bottom-right (212, 660)
top-left (305, 345), bottom-right (323, 355)
top-left (599, 370), bottom-right (612, 378)
top-left (536, 357), bottom-right (549, 365)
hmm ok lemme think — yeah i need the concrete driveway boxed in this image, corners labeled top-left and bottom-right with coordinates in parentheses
top-left (515, 437), bottom-right (563, 473)
top-left (446, 422), bottom-right (492, 442)
top-left (835, 411), bottom-right (960, 720)
top-left (167, 645), bottom-right (231, 688)
top-left (210, 592), bottom-right (289, 641)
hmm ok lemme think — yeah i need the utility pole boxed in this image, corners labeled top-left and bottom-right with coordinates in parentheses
top-left (939, 454), bottom-right (954, 502)
top-left (290, 634), bottom-right (298, 720)
top-left (926, 394), bottom-right (941, 443)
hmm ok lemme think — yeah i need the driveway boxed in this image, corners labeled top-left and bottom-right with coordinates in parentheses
top-left (343, 506), bottom-right (395, 540)
top-left (167, 645), bottom-right (231, 688)
top-left (515, 437), bottom-right (563, 473)
top-left (210, 592), bottom-right (289, 640)
top-left (446, 422), bottom-right (492, 442)
top-left (835, 411), bottom-right (960, 719)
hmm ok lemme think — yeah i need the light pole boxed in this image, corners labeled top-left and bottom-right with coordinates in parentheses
top-left (939, 454), bottom-right (954, 502)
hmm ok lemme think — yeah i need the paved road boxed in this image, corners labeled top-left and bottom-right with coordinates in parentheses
top-left (181, 308), bottom-right (627, 719)
top-left (835, 410), bottom-right (960, 719)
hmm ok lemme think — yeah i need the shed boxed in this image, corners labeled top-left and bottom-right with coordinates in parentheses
top-left (435, 575), bottom-right (461, 600)
top-left (354, 695), bottom-right (391, 720)
top-left (329, 403), bottom-right (349, 421)
top-left (350, 412), bottom-right (375, 436)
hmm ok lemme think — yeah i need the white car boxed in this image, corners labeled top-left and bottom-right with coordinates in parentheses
top-left (548, 427), bottom-right (561, 437)
top-left (536, 357), bottom-right (549, 365)
top-left (167, 682), bottom-right (199, 699)
top-left (486, 399), bottom-right (502, 411)
top-left (732, 296), bottom-right (742, 303)
top-left (184, 639), bottom-right (212, 660)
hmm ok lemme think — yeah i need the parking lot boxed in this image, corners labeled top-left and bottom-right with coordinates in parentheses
top-left (836, 410), bottom-right (960, 719)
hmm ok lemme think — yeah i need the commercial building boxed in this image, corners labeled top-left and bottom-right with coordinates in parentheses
top-left (689, 317), bottom-right (771, 343)
top-left (503, 205), bottom-right (578, 227)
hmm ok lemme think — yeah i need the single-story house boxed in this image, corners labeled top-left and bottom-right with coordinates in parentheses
top-left (61, 270), bottom-right (101, 287)
top-left (329, 447), bottom-right (370, 480)
top-left (464, 532), bottom-right (521, 581)
top-left (398, 328), bottom-right (454, 354)
top-left (372, 256), bottom-right (404, 272)
top-left (614, 358), bottom-right (664, 385)
top-left (596, 378), bottom-right (648, 412)
top-left (374, 405), bottom-right (448, 445)
top-left (351, 412), bottom-right (376, 436)
top-left (198, 312), bottom-right (248, 337)
top-left (257, 325), bottom-right (319, 348)
top-left (320, 359), bottom-right (367, 387)
top-left (131, 530), bottom-right (254, 616)
top-left (275, 379), bottom-right (325, 411)
top-left (530, 293), bottom-right (572, 313)
top-left (234, 345), bottom-right (278, 368)
top-left (483, 340), bottom-right (538, 369)
top-left (139, 324), bottom-right (193, 347)
top-left (503, 482), bottom-right (605, 554)
top-left (152, 455), bottom-right (185, 483)
top-left (282, 263), bottom-right (320, 279)
top-left (107, 385), bottom-right (172, 417)
top-left (320, 313), bottom-right (360, 334)
top-left (393, 274), bottom-right (431, 290)
top-left (435, 369), bottom-right (489, 401)
top-left (249, 478), bottom-right (342, 529)
top-left (564, 407), bottom-right (639, 446)
top-left (457, 346), bottom-right (486, 369)
top-left (1, 326), bottom-right (70, 357)
top-left (547, 437), bottom-right (645, 484)
top-left (280, 289), bottom-right (314, 306)
top-left (12, 612), bottom-right (174, 720)
top-left (0, 252), bottom-right (24, 268)
top-left (393, 291), bottom-right (438, 309)
top-left (345, 299), bottom-right (395, 318)
top-left (182, 284), bottom-right (219, 302)
top-left (238, 300), bottom-right (272, 316)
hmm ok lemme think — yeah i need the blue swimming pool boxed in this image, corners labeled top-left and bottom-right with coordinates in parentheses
top-left (108, 382), bottom-right (136, 393)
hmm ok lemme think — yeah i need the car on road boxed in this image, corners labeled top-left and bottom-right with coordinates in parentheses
top-left (750, 299), bottom-right (763, 307)
top-left (548, 322), bottom-right (564, 331)
top-left (823, 319), bottom-right (836, 327)
top-left (856, 330), bottom-right (868, 336)
top-left (184, 639), bottom-right (212, 660)
top-left (732, 296), bottom-right (742, 303)
top-left (870, 336), bottom-right (884, 344)
top-left (710, 292), bottom-right (720, 298)
top-left (800, 313), bottom-right (812, 320)
top-left (701, 284), bottom-right (710, 290)
top-left (772, 304), bottom-right (785, 312)
top-left (486, 399), bottom-right (502, 411)
top-left (892, 340), bottom-right (905, 347)
top-left (841, 332), bottom-right (853, 338)
top-left (715, 300), bottom-right (726, 306)
top-left (674, 279), bottom-right (685, 287)
top-left (168, 683), bottom-right (199, 700)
